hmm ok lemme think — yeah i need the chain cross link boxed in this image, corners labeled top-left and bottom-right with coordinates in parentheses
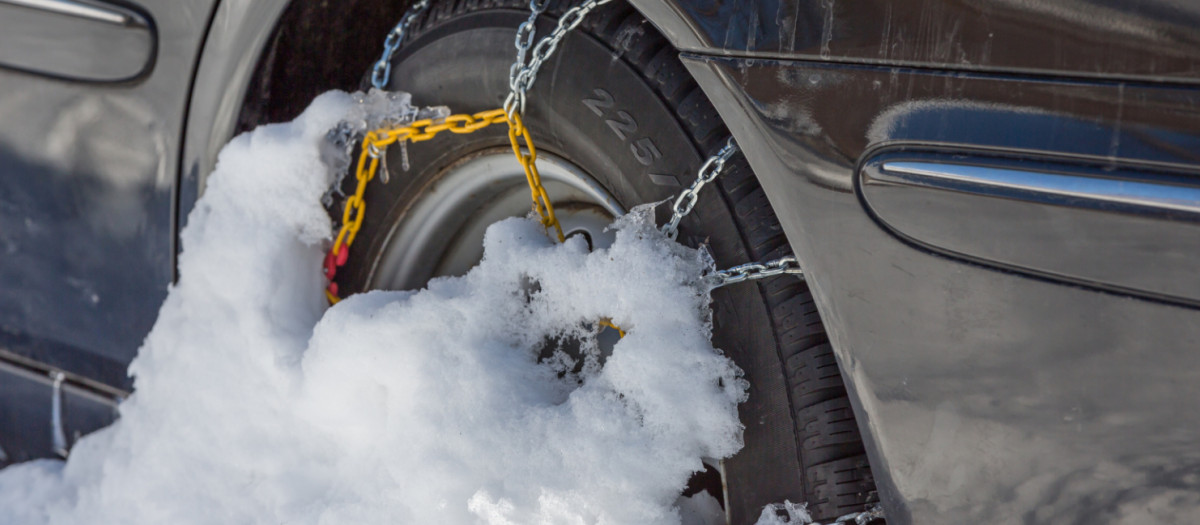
top-left (660, 138), bottom-right (738, 240)
top-left (708, 255), bottom-right (804, 289)
top-left (505, 0), bottom-right (613, 118)
top-left (371, 0), bottom-right (432, 90)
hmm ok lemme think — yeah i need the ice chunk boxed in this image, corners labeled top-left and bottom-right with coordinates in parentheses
top-left (320, 88), bottom-right (449, 204)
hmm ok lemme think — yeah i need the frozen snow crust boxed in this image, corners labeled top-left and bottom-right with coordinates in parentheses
top-left (0, 91), bottom-right (750, 524)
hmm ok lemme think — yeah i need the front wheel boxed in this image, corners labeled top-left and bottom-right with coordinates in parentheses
top-left (332, 1), bottom-right (879, 521)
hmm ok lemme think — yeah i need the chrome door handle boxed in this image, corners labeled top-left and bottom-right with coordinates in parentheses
top-left (0, 0), bottom-right (136, 26)
top-left (880, 160), bottom-right (1200, 216)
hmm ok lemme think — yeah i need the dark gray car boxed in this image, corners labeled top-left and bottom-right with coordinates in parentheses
top-left (3, 1), bottom-right (1199, 523)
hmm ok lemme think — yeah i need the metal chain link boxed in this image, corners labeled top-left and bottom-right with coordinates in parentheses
top-left (832, 506), bottom-right (886, 525)
top-left (506, 111), bottom-right (564, 241)
top-left (370, 0), bottom-right (432, 90)
top-left (761, 502), bottom-right (883, 525)
top-left (504, 0), bottom-right (613, 118)
top-left (659, 138), bottom-right (809, 292)
top-left (499, 0), bottom-right (615, 239)
top-left (707, 255), bottom-right (804, 289)
top-left (660, 138), bottom-right (738, 240)
top-left (510, 0), bottom-right (550, 98)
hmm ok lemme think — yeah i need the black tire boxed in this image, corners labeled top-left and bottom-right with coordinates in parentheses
top-left (333, 1), bottom-right (878, 522)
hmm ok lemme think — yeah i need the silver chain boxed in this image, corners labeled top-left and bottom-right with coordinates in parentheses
top-left (370, 0), bottom-right (433, 90)
top-left (660, 138), bottom-right (738, 240)
top-left (505, 0), bottom-right (613, 118)
top-left (629, 73), bottom-right (803, 293)
top-left (510, 0), bottom-right (550, 99)
top-left (663, 138), bottom-right (808, 292)
top-left (708, 255), bottom-right (804, 288)
top-left (833, 506), bottom-right (886, 525)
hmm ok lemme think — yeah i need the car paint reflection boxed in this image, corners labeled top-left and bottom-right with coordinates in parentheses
top-left (683, 54), bottom-right (1200, 524)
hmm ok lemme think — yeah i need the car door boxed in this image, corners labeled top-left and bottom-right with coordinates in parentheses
top-left (0, 0), bottom-right (218, 465)
top-left (631, 0), bottom-right (1200, 522)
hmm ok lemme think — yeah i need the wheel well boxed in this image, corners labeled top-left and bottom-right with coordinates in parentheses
top-left (235, 0), bottom-right (417, 131)
top-left (228, 1), bottom-right (875, 521)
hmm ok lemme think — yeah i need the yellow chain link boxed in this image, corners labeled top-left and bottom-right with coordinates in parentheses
top-left (505, 112), bottom-right (565, 242)
top-left (326, 107), bottom-right (566, 303)
top-left (598, 319), bottom-right (627, 338)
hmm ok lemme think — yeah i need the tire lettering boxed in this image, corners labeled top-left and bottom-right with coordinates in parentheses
top-left (605, 111), bottom-right (637, 141)
top-left (583, 87), bottom-right (662, 170)
top-left (582, 89), bottom-right (614, 117)
top-left (648, 173), bottom-right (680, 187)
top-left (631, 137), bottom-right (661, 167)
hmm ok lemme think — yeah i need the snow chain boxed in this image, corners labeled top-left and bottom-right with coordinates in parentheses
top-left (325, 0), bottom-right (810, 305)
top-left (323, 109), bottom-right (508, 303)
top-left (370, 0), bottom-right (431, 91)
top-left (320, 4), bottom-right (876, 522)
top-left (660, 138), bottom-right (738, 241)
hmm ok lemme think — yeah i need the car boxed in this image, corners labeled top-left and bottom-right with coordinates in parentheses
top-left (2, 0), bottom-right (1199, 523)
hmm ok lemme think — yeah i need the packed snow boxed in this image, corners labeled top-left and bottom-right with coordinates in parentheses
top-left (0, 90), bottom-right (799, 524)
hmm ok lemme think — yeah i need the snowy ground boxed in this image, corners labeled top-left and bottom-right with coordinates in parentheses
top-left (0, 91), bottom-right (818, 524)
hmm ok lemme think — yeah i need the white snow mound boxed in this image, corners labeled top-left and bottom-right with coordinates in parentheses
top-left (0, 90), bottom-right (748, 525)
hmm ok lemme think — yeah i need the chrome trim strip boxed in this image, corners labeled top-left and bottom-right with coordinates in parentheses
top-left (0, 348), bottom-right (129, 400)
top-left (881, 161), bottom-right (1200, 216)
top-left (50, 371), bottom-right (69, 458)
top-left (0, 0), bottom-right (132, 25)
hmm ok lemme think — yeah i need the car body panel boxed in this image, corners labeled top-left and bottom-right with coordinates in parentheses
top-left (0, 0), bottom-right (218, 465)
top-left (179, 0), bottom-right (291, 215)
top-left (0, 0), bottom-right (156, 82)
top-left (0, 360), bottom-right (58, 464)
top-left (633, 0), bottom-right (1200, 83)
top-left (0, 352), bottom-right (121, 466)
top-left (679, 52), bottom-right (1200, 524)
top-left (623, 1), bottom-right (1200, 521)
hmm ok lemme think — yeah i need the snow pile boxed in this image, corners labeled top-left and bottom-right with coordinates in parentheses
top-left (0, 91), bottom-right (749, 524)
